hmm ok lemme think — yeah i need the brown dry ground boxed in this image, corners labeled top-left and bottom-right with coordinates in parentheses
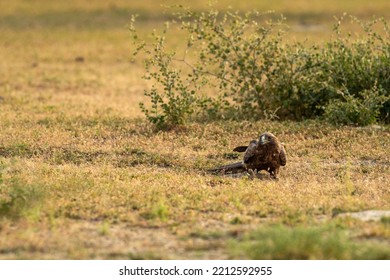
top-left (0, 0), bottom-right (389, 259)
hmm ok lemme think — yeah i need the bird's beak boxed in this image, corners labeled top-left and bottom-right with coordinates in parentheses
top-left (260, 139), bottom-right (269, 145)
top-left (260, 136), bottom-right (270, 145)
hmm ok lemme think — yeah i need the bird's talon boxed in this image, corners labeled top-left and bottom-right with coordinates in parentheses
top-left (247, 169), bottom-right (256, 180)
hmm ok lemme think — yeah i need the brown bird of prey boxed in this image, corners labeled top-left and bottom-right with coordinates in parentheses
top-left (209, 132), bottom-right (287, 179)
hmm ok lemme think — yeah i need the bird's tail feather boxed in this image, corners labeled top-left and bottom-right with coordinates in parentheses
top-left (208, 162), bottom-right (246, 174)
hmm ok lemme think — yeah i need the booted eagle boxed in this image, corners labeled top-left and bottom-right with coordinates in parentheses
top-left (209, 132), bottom-right (287, 179)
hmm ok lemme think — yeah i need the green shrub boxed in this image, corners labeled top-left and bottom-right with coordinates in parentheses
top-left (179, 10), bottom-right (289, 119)
top-left (324, 86), bottom-right (389, 125)
top-left (320, 16), bottom-right (390, 124)
top-left (131, 17), bottom-right (208, 130)
top-left (131, 7), bottom-right (389, 127)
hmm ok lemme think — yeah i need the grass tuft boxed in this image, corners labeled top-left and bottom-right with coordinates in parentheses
top-left (0, 165), bottom-right (45, 221)
top-left (230, 225), bottom-right (390, 260)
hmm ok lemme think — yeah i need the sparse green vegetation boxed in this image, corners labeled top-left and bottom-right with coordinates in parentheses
top-left (0, 0), bottom-right (389, 260)
top-left (230, 224), bottom-right (390, 259)
top-left (132, 8), bottom-right (389, 127)
top-left (0, 163), bottom-right (45, 220)
top-left (324, 85), bottom-right (389, 126)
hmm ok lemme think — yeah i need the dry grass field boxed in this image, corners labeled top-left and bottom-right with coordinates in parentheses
top-left (0, 0), bottom-right (389, 259)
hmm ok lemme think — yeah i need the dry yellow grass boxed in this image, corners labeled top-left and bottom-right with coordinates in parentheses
top-left (0, 0), bottom-right (389, 259)
top-left (1, 118), bottom-right (389, 258)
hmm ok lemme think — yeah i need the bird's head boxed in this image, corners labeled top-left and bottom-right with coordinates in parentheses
top-left (259, 132), bottom-right (276, 145)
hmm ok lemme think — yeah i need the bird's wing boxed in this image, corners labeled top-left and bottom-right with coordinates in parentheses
top-left (233, 146), bottom-right (248, 152)
top-left (279, 145), bottom-right (287, 166)
top-left (243, 140), bottom-right (258, 163)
